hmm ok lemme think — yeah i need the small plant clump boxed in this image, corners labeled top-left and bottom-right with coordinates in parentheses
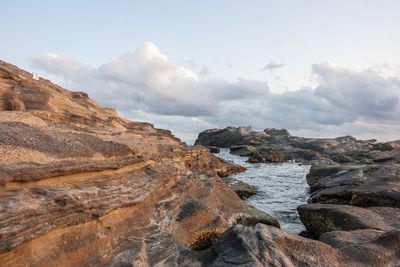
top-left (188, 228), bottom-right (226, 251)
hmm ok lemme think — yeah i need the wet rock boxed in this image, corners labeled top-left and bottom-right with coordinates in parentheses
top-left (207, 146), bottom-right (220, 153)
top-left (222, 177), bottom-right (257, 199)
top-left (247, 151), bottom-right (264, 163)
top-left (257, 148), bottom-right (285, 163)
top-left (230, 145), bottom-right (256, 156)
top-left (228, 205), bottom-right (280, 228)
top-left (210, 157), bottom-right (246, 177)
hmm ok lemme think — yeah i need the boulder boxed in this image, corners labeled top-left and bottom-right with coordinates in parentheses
top-left (211, 224), bottom-right (342, 267)
top-left (222, 177), bottom-right (258, 199)
top-left (207, 146), bottom-right (220, 153)
top-left (297, 204), bottom-right (400, 238)
top-left (230, 145), bottom-right (256, 156)
top-left (228, 205), bottom-right (280, 228)
top-left (320, 229), bottom-right (400, 267)
top-left (210, 224), bottom-right (400, 267)
top-left (257, 148), bottom-right (285, 163)
top-left (337, 229), bottom-right (400, 266)
top-left (195, 126), bottom-right (269, 147)
top-left (319, 229), bottom-right (385, 248)
top-left (247, 151), bottom-right (264, 163)
top-left (264, 128), bottom-right (290, 136)
top-left (307, 162), bottom-right (400, 207)
top-left (210, 157), bottom-right (247, 177)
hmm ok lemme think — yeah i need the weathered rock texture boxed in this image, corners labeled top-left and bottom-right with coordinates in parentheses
top-left (0, 61), bottom-right (278, 266)
top-left (195, 126), bottom-right (398, 165)
top-left (196, 126), bottom-right (400, 266)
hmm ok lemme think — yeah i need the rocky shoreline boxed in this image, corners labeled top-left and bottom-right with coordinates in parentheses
top-left (1, 60), bottom-right (399, 266)
top-left (195, 126), bottom-right (400, 266)
top-left (0, 61), bottom-right (276, 266)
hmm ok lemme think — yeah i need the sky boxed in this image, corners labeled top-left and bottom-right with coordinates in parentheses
top-left (1, 0), bottom-right (400, 142)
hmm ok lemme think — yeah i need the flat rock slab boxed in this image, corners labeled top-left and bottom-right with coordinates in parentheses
top-left (320, 229), bottom-right (400, 266)
top-left (319, 229), bottom-right (385, 248)
top-left (298, 204), bottom-right (400, 237)
top-left (307, 162), bottom-right (400, 207)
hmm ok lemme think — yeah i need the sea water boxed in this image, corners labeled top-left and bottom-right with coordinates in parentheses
top-left (215, 148), bottom-right (310, 234)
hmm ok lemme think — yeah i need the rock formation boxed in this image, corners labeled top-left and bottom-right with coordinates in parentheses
top-left (195, 126), bottom-right (391, 164)
top-left (195, 126), bottom-right (400, 266)
top-left (0, 61), bottom-right (278, 266)
top-left (3, 60), bottom-right (399, 266)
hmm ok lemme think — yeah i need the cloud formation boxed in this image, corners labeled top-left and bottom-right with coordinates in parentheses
top-left (31, 42), bottom-right (400, 141)
top-left (261, 62), bottom-right (285, 71)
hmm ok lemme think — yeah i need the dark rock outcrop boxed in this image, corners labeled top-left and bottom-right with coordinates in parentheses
top-left (206, 224), bottom-right (400, 267)
top-left (210, 224), bottom-right (343, 267)
top-left (247, 151), bottom-right (264, 163)
top-left (195, 126), bottom-right (396, 165)
top-left (207, 146), bottom-right (220, 153)
top-left (221, 177), bottom-right (258, 199)
top-left (298, 204), bottom-right (400, 238)
top-left (306, 162), bottom-right (400, 207)
top-left (196, 125), bottom-right (400, 266)
top-left (195, 126), bottom-right (270, 147)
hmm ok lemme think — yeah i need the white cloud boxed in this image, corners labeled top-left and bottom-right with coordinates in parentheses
top-left (31, 42), bottom-right (400, 141)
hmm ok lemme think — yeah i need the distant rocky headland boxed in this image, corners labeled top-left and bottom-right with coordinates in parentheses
top-left (0, 60), bottom-right (399, 266)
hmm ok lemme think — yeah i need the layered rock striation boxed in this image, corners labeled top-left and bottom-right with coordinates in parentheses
top-left (0, 61), bottom-right (277, 266)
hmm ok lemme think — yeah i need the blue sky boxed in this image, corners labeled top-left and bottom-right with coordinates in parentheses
top-left (1, 1), bottom-right (400, 141)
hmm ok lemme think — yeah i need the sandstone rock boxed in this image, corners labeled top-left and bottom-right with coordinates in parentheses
top-left (319, 229), bottom-right (385, 248)
top-left (0, 60), bottom-right (275, 266)
top-left (222, 177), bottom-right (258, 199)
top-left (227, 205), bottom-right (280, 229)
top-left (210, 157), bottom-right (246, 177)
top-left (307, 162), bottom-right (400, 207)
top-left (297, 204), bottom-right (400, 238)
top-left (206, 224), bottom-right (400, 267)
top-left (337, 229), bottom-right (400, 266)
top-left (320, 229), bottom-right (400, 267)
top-left (211, 224), bottom-right (342, 267)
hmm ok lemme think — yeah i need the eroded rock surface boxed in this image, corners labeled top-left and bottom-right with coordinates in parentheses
top-left (196, 125), bottom-right (400, 266)
top-left (221, 177), bottom-right (257, 199)
top-left (210, 224), bottom-right (343, 267)
top-left (195, 126), bottom-right (398, 165)
top-left (0, 61), bottom-right (269, 266)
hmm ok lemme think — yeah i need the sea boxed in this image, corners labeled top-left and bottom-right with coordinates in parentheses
top-left (215, 148), bottom-right (310, 234)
